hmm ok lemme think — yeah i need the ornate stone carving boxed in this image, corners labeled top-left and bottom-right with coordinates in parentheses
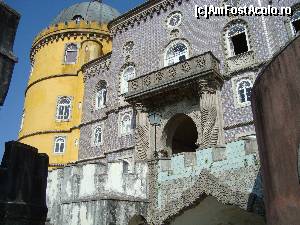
top-left (109, 0), bottom-right (189, 36)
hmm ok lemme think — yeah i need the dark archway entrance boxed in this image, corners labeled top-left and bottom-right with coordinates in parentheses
top-left (164, 114), bottom-right (198, 155)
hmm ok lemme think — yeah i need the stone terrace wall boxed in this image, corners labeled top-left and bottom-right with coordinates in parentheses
top-left (47, 161), bottom-right (148, 225)
top-left (153, 138), bottom-right (264, 224)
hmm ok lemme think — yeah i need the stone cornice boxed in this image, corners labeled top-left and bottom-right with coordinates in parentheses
top-left (18, 126), bottom-right (80, 141)
top-left (108, 0), bottom-right (188, 36)
top-left (82, 53), bottom-right (111, 81)
top-left (25, 73), bottom-right (78, 96)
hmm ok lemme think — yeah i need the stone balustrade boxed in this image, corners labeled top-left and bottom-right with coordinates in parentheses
top-left (125, 51), bottom-right (222, 103)
top-left (225, 50), bottom-right (257, 74)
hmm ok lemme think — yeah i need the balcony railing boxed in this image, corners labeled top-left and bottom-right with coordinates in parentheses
top-left (225, 50), bottom-right (257, 74)
top-left (125, 52), bottom-right (222, 103)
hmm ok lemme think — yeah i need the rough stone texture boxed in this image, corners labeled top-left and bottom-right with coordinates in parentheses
top-left (47, 0), bottom-right (300, 224)
top-left (47, 161), bottom-right (148, 225)
top-left (0, 141), bottom-right (49, 225)
top-left (252, 35), bottom-right (300, 225)
top-left (153, 139), bottom-right (263, 224)
top-left (0, 1), bottom-right (20, 106)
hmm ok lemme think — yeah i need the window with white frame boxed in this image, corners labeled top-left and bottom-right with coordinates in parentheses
top-left (237, 80), bottom-right (252, 104)
top-left (95, 81), bottom-right (107, 109)
top-left (227, 23), bottom-right (250, 56)
top-left (64, 43), bottom-right (78, 64)
top-left (54, 136), bottom-right (66, 153)
top-left (20, 111), bottom-right (25, 131)
top-left (73, 15), bottom-right (84, 23)
top-left (56, 96), bottom-right (72, 121)
top-left (93, 126), bottom-right (103, 146)
top-left (291, 10), bottom-right (300, 35)
top-left (120, 112), bottom-right (132, 135)
top-left (121, 66), bottom-right (135, 94)
top-left (164, 40), bottom-right (189, 66)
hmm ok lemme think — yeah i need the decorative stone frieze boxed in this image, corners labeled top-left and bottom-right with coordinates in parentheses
top-left (109, 0), bottom-right (189, 36)
top-left (125, 52), bottom-right (222, 104)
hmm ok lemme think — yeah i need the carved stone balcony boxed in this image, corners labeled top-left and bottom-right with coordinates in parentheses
top-left (225, 50), bottom-right (257, 74)
top-left (125, 52), bottom-right (222, 104)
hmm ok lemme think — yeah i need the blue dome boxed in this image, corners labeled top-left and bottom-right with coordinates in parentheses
top-left (52, 1), bottom-right (120, 24)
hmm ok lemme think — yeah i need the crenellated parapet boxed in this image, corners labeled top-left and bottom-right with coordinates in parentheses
top-left (150, 138), bottom-right (264, 224)
top-left (47, 160), bottom-right (148, 225)
top-left (30, 21), bottom-right (111, 63)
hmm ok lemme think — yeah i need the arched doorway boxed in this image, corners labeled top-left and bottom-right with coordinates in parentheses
top-left (128, 215), bottom-right (147, 225)
top-left (163, 114), bottom-right (198, 155)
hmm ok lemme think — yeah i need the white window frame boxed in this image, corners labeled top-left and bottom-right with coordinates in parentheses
top-left (56, 96), bottom-right (72, 122)
top-left (164, 40), bottom-right (189, 67)
top-left (226, 23), bottom-right (250, 57)
top-left (119, 110), bottom-right (133, 136)
top-left (20, 111), bottom-right (25, 131)
top-left (53, 136), bottom-right (66, 154)
top-left (92, 125), bottom-right (103, 147)
top-left (231, 75), bottom-right (255, 108)
top-left (120, 66), bottom-right (136, 94)
top-left (95, 87), bottom-right (107, 110)
top-left (64, 43), bottom-right (78, 64)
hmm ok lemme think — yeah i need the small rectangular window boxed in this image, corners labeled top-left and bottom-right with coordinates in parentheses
top-left (292, 20), bottom-right (300, 34)
top-left (231, 32), bottom-right (248, 55)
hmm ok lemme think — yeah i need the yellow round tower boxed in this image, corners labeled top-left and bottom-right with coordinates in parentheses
top-left (19, 1), bottom-right (120, 167)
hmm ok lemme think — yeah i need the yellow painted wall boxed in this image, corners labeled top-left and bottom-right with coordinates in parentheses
top-left (19, 22), bottom-right (112, 167)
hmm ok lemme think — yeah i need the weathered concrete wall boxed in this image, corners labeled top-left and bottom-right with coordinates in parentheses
top-left (47, 161), bottom-right (148, 225)
top-left (252, 35), bottom-right (300, 225)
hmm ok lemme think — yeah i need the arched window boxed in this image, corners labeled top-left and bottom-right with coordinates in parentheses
top-left (93, 126), bottom-right (103, 146)
top-left (54, 136), bottom-right (66, 153)
top-left (121, 66), bottom-right (135, 94)
top-left (164, 40), bottom-right (189, 66)
top-left (237, 80), bottom-right (252, 104)
top-left (56, 96), bottom-right (72, 121)
top-left (291, 10), bottom-right (300, 35)
top-left (95, 81), bottom-right (107, 109)
top-left (72, 15), bottom-right (84, 23)
top-left (120, 112), bottom-right (132, 135)
top-left (226, 23), bottom-right (249, 56)
top-left (64, 43), bottom-right (78, 64)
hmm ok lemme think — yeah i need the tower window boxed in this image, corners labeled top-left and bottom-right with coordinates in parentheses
top-left (237, 80), bottom-right (252, 104)
top-left (93, 126), bottom-right (103, 146)
top-left (291, 11), bottom-right (300, 35)
top-left (121, 66), bottom-right (135, 94)
top-left (56, 96), bottom-right (72, 121)
top-left (64, 43), bottom-right (78, 64)
top-left (120, 112), bottom-right (132, 135)
top-left (95, 81), bottom-right (107, 109)
top-left (227, 24), bottom-right (249, 56)
top-left (54, 136), bottom-right (66, 153)
top-left (20, 111), bottom-right (25, 131)
top-left (164, 40), bottom-right (189, 66)
top-left (72, 15), bottom-right (84, 23)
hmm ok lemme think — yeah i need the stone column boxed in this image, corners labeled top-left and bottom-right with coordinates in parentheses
top-left (134, 104), bottom-right (149, 161)
top-left (198, 80), bottom-right (224, 148)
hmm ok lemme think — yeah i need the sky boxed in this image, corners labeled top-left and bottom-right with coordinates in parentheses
top-left (0, 0), bottom-right (144, 161)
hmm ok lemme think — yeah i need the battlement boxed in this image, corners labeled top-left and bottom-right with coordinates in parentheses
top-left (33, 21), bottom-right (109, 46)
top-left (158, 138), bottom-right (259, 180)
top-left (47, 160), bottom-right (147, 207)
